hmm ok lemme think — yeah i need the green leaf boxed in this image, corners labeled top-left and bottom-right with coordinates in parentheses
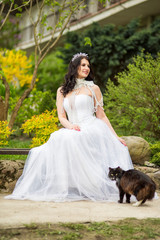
top-left (18, 7), bottom-right (23, 12)
top-left (80, 5), bottom-right (87, 9)
top-left (84, 37), bottom-right (92, 46)
top-left (0, 70), bottom-right (6, 78)
top-left (41, 14), bottom-right (47, 25)
top-left (47, 26), bottom-right (53, 31)
top-left (14, 4), bottom-right (18, 8)
top-left (15, 13), bottom-right (22, 18)
top-left (38, 33), bottom-right (42, 37)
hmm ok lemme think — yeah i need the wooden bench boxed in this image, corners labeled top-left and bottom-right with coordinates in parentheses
top-left (0, 148), bottom-right (30, 155)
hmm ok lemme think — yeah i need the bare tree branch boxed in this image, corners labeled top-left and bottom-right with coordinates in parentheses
top-left (38, 10), bottom-right (73, 65)
top-left (36, 0), bottom-right (40, 11)
top-left (39, 0), bottom-right (85, 64)
top-left (24, 0), bottom-right (40, 63)
top-left (0, 1), bottom-right (14, 31)
top-left (25, 0), bottom-right (34, 25)
top-left (35, 0), bottom-right (45, 27)
top-left (34, 0), bottom-right (45, 54)
top-left (10, 0), bottom-right (31, 12)
top-left (0, 0), bottom-right (31, 31)
top-left (40, 0), bottom-right (67, 54)
top-left (0, 2), bottom-right (5, 16)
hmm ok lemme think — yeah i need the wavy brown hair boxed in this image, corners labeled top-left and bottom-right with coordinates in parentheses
top-left (61, 56), bottom-right (94, 97)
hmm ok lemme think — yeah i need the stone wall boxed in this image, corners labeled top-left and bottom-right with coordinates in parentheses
top-left (0, 160), bottom-right (24, 193)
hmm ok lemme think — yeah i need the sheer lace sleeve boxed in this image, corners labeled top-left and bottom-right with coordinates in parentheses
top-left (91, 85), bottom-right (104, 112)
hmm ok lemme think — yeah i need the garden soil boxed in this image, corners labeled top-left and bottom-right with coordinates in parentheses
top-left (0, 193), bottom-right (160, 228)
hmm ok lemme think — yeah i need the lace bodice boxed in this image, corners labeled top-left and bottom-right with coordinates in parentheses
top-left (63, 94), bottom-right (95, 124)
top-left (56, 79), bottom-right (104, 125)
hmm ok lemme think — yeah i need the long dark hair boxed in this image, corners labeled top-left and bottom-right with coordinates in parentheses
top-left (61, 55), bottom-right (94, 97)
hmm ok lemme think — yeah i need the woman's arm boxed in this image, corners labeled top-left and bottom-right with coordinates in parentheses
top-left (93, 85), bottom-right (126, 146)
top-left (56, 88), bottom-right (80, 131)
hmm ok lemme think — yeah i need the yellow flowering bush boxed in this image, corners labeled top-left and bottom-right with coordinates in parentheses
top-left (0, 121), bottom-right (14, 146)
top-left (21, 110), bottom-right (59, 148)
top-left (0, 49), bottom-right (38, 87)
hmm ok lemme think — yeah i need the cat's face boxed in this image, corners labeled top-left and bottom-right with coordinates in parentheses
top-left (108, 167), bottom-right (123, 181)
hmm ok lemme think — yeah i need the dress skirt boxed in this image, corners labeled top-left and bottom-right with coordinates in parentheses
top-left (5, 115), bottom-right (133, 202)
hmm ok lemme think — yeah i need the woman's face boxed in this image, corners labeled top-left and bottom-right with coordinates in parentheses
top-left (77, 58), bottom-right (90, 79)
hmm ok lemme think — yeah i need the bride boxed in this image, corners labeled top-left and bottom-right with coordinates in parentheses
top-left (5, 53), bottom-right (133, 202)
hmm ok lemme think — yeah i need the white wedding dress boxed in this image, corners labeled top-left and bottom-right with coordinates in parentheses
top-left (5, 79), bottom-right (133, 202)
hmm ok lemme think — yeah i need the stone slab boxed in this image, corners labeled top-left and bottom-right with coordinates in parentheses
top-left (0, 193), bottom-right (159, 228)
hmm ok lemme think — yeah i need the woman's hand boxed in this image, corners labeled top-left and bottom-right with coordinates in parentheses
top-left (70, 124), bottom-right (81, 131)
top-left (118, 137), bottom-right (127, 146)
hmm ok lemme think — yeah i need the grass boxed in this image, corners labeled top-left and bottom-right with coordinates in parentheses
top-left (0, 218), bottom-right (160, 240)
top-left (0, 138), bottom-right (31, 160)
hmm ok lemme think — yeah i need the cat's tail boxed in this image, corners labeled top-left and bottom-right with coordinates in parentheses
top-left (146, 182), bottom-right (156, 200)
top-left (136, 182), bottom-right (156, 202)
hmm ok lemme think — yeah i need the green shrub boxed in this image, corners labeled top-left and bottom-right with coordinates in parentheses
top-left (21, 110), bottom-right (59, 148)
top-left (151, 152), bottom-right (160, 166)
top-left (37, 50), bottom-right (66, 95)
top-left (103, 52), bottom-right (160, 139)
top-left (150, 142), bottom-right (160, 156)
top-left (150, 142), bottom-right (160, 166)
top-left (38, 90), bottom-right (56, 113)
top-left (10, 89), bottom-right (56, 128)
top-left (0, 121), bottom-right (14, 146)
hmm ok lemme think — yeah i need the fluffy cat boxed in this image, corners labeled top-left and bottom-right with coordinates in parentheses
top-left (108, 167), bottom-right (156, 206)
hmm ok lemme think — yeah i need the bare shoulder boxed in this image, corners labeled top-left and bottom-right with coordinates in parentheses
top-left (92, 84), bottom-right (101, 94)
top-left (57, 86), bottom-right (63, 94)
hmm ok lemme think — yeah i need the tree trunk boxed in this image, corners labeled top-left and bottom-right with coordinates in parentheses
top-left (0, 97), bottom-right (5, 121)
top-left (2, 76), bottom-right (10, 120)
top-left (8, 66), bottom-right (38, 129)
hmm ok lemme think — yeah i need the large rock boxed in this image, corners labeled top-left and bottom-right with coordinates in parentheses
top-left (0, 160), bottom-right (24, 193)
top-left (121, 136), bottom-right (151, 165)
top-left (135, 165), bottom-right (160, 191)
top-left (153, 170), bottom-right (160, 191)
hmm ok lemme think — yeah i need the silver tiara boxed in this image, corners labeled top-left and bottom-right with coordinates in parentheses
top-left (72, 52), bottom-right (88, 62)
